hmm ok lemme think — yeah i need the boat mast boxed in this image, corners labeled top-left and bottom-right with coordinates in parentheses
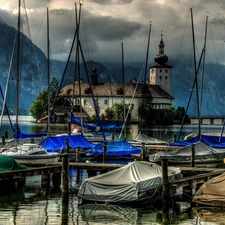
top-left (191, 8), bottom-right (201, 139)
top-left (140, 21), bottom-right (152, 134)
top-left (121, 39), bottom-right (126, 140)
top-left (47, 7), bottom-right (50, 136)
top-left (15, 0), bottom-right (21, 147)
top-left (200, 14), bottom-right (208, 115)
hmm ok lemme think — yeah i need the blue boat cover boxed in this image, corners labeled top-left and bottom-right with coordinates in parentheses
top-left (90, 140), bottom-right (141, 157)
top-left (170, 134), bottom-right (225, 148)
top-left (39, 134), bottom-right (95, 152)
top-left (70, 114), bottom-right (100, 131)
top-left (13, 123), bottom-right (47, 139)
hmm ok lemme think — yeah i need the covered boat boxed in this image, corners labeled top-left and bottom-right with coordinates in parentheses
top-left (149, 141), bottom-right (225, 164)
top-left (192, 172), bottom-right (225, 207)
top-left (130, 133), bottom-right (168, 145)
top-left (88, 140), bottom-right (141, 157)
top-left (39, 133), bottom-right (95, 153)
top-left (0, 155), bottom-right (26, 171)
top-left (77, 161), bottom-right (181, 206)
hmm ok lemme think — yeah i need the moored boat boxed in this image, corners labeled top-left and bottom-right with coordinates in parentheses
top-left (77, 161), bottom-right (181, 206)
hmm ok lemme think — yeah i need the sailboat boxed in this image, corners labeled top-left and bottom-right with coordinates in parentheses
top-left (149, 9), bottom-right (225, 164)
top-left (0, 3), bottom-right (59, 163)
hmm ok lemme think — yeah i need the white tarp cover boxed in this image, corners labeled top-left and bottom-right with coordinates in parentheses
top-left (134, 133), bottom-right (168, 145)
top-left (192, 172), bottom-right (225, 207)
top-left (78, 161), bottom-right (181, 203)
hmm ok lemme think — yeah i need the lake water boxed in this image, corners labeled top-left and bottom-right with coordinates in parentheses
top-left (1, 121), bottom-right (225, 224)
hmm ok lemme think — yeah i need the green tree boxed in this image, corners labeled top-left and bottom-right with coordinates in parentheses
top-left (114, 101), bottom-right (129, 121)
top-left (29, 77), bottom-right (59, 119)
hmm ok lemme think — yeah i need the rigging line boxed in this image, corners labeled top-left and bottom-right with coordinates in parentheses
top-left (50, 27), bottom-right (78, 124)
top-left (0, 32), bottom-right (17, 130)
top-left (177, 48), bottom-right (205, 141)
top-left (57, 8), bottom-right (75, 61)
top-left (0, 85), bottom-right (13, 131)
top-left (140, 21), bottom-right (151, 133)
top-left (119, 62), bottom-right (145, 140)
top-left (78, 40), bottom-right (106, 142)
top-left (81, 4), bottom-right (95, 62)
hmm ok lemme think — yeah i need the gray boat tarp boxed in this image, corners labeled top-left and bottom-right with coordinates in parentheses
top-left (149, 141), bottom-right (225, 163)
top-left (192, 172), bottom-right (225, 207)
top-left (77, 161), bottom-right (181, 203)
top-left (134, 133), bottom-right (168, 145)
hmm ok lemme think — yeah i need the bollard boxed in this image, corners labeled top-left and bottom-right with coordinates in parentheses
top-left (1, 136), bottom-right (5, 146)
top-left (191, 144), bottom-right (195, 167)
top-left (4, 130), bottom-right (8, 139)
top-left (141, 142), bottom-right (145, 161)
top-left (62, 139), bottom-right (70, 199)
top-left (161, 159), bottom-right (169, 210)
top-left (173, 134), bottom-right (177, 143)
top-left (103, 141), bottom-right (107, 163)
top-left (76, 147), bottom-right (81, 184)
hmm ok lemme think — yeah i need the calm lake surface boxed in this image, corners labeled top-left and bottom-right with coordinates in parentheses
top-left (1, 121), bottom-right (225, 224)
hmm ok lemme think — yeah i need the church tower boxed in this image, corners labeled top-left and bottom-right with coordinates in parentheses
top-left (150, 34), bottom-right (172, 95)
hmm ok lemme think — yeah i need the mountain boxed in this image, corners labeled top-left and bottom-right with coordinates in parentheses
top-left (0, 22), bottom-right (225, 117)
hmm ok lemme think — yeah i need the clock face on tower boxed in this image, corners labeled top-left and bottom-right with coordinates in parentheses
top-left (151, 68), bottom-right (155, 74)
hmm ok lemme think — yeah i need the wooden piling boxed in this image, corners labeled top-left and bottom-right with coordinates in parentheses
top-left (103, 141), bottom-right (107, 163)
top-left (173, 135), bottom-right (177, 142)
top-left (1, 136), bottom-right (5, 146)
top-left (62, 139), bottom-right (70, 199)
top-left (4, 130), bottom-right (8, 139)
top-left (161, 159), bottom-right (169, 210)
top-left (191, 144), bottom-right (195, 167)
top-left (76, 147), bottom-right (81, 184)
top-left (141, 142), bottom-right (145, 161)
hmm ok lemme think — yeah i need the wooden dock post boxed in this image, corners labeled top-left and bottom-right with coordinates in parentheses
top-left (173, 135), bottom-right (177, 142)
top-left (76, 147), bottom-right (81, 184)
top-left (161, 159), bottom-right (169, 209)
top-left (1, 136), bottom-right (5, 146)
top-left (103, 141), bottom-right (107, 163)
top-left (141, 142), bottom-right (145, 161)
top-left (4, 130), bottom-right (8, 139)
top-left (191, 144), bottom-right (195, 167)
top-left (62, 139), bottom-right (70, 199)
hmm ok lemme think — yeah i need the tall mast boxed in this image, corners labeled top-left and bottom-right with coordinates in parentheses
top-left (121, 39), bottom-right (126, 139)
top-left (191, 8), bottom-right (201, 138)
top-left (140, 21), bottom-right (152, 133)
top-left (15, 0), bottom-right (21, 146)
top-left (47, 7), bottom-right (50, 136)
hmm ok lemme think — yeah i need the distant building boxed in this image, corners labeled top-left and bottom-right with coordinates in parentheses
top-left (58, 36), bottom-right (174, 122)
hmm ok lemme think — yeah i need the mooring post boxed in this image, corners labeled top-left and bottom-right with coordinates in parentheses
top-left (141, 142), bottom-right (145, 161)
top-left (191, 144), bottom-right (195, 167)
top-left (173, 134), bottom-right (177, 142)
top-left (4, 130), bottom-right (8, 139)
top-left (1, 136), bottom-right (5, 146)
top-left (103, 141), bottom-right (107, 163)
top-left (62, 138), bottom-right (70, 199)
top-left (68, 121), bottom-right (71, 135)
top-left (161, 159), bottom-right (170, 210)
top-left (112, 132), bottom-right (115, 141)
top-left (161, 158), bottom-right (170, 223)
top-left (76, 147), bottom-right (81, 184)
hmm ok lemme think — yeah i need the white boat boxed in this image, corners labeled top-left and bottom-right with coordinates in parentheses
top-left (1, 143), bottom-right (60, 163)
top-left (77, 161), bottom-right (181, 206)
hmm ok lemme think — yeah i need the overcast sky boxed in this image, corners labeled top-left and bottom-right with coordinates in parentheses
top-left (1, 0), bottom-right (225, 67)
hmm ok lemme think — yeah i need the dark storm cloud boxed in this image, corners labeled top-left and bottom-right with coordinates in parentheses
top-left (0, 9), bottom-right (17, 26)
top-left (89, 0), bottom-right (133, 4)
top-left (85, 15), bottom-right (141, 41)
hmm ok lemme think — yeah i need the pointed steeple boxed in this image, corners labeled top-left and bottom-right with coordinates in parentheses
top-left (154, 32), bottom-right (168, 65)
